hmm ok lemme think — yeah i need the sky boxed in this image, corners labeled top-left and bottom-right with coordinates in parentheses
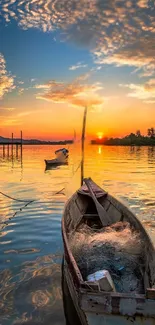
top-left (0, 0), bottom-right (155, 140)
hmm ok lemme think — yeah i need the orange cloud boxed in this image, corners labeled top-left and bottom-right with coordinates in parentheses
top-left (35, 75), bottom-right (105, 110)
top-left (120, 79), bottom-right (155, 101)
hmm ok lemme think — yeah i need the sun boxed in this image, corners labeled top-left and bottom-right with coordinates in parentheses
top-left (97, 132), bottom-right (103, 140)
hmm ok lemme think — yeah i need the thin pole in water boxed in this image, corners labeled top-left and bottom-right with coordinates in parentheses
top-left (81, 106), bottom-right (87, 186)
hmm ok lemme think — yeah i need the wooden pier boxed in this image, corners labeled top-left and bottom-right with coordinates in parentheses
top-left (0, 131), bottom-right (23, 162)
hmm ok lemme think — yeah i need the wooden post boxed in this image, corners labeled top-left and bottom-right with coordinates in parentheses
top-left (81, 106), bottom-right (87, 186)
top-left (3, 144), bottom-right (5, 157)
top-left (21, 130), bottom-right (23, 146)
top-left (11, 132), bottom-right (13, 156)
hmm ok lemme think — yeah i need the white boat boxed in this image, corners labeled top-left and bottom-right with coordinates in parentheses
top-left (44, 148), bottom-right (69, 168)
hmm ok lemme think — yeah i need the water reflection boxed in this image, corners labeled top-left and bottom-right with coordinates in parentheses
top-left (0, 145), bottom-right (155, 324)
top-left (0, 255), bottom-right (64, 325)
top-left (148, 146), bottom-right (155, 164)
top-left (98, 146), bottom-right (102, 155)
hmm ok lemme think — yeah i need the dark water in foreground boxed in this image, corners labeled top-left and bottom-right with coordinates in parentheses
top-left (0, 144), bottom-right (155, 324)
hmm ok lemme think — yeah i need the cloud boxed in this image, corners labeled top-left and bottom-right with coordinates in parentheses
top-left (0, 107), bottom-right (15, 111)
top-left (17, 111), bottom-right (33, 117)
top-left (0, 106), bottom-right (16, 117)
top-left (120, 79), bottom-right (155, 102)
top-left (18, 87), bottom-right (25, 95)
top-left (94, 37), bottom-right (155, 76)
top-left (0, 116), bottom-right (21, 126)
top-left (35, 75), bottom-right (105, 110)
top-left (18, 80), bottom-right (24, 85)
top-left (144, 100), bottom-right (155, 104)
top-left (0, 0), bottom-right (154, 77)
top-left (69, 62), bottom-right (88, 70)
top-left (0, 53), bottom-right (15, 99)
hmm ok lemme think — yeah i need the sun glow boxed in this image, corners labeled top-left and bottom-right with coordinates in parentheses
top-left (97, 132), bottom-right (103, 139)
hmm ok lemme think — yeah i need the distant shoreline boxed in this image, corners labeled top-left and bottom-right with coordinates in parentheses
top-left (91, 131), bottom-right (155, 146)
top-left (91, 143), bottom-right (155, 147)
top-left (0, 142), bottom-right (73, 145)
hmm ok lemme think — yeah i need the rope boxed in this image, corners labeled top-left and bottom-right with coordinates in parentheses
top-left (0, 187), bottom-right (66, 229)
top-left (0, 191), bottom-right (35, 203)
top-left (0, 187), bottom-right (65, 204)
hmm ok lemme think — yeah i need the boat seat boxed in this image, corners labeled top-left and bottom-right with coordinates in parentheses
top-left (84, 214), bottom-right (98, 219)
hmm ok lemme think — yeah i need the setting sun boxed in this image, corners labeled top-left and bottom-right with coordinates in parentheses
top-left (97, 132), bottom-right (103, 140)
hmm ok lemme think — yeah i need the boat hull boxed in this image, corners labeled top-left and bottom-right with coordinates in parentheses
top-left (62, 258), bottom-right (155, 325)
top-left (44, 159), bottom-right (68, 170)
top-left (61, 178), bottom-right (155, 325)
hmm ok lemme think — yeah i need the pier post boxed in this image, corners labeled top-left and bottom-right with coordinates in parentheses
top-left (3, 144), bottom-right (5, 157)
top-left (11, 132), bottom-right (13, 157)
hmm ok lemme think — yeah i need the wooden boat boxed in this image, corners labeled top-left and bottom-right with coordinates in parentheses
top-left (45, 158), bottom-right (68, 167)
top-left (61, 177), bottom-right (155, 325)
top-left (44, 148), bottom-right (69, 168)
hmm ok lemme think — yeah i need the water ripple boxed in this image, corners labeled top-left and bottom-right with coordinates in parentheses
top-left (0, 144), bottom-right (155, 324)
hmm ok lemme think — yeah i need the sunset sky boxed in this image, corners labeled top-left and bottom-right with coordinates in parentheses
top-left (0, 0), bottom-right (155, 140)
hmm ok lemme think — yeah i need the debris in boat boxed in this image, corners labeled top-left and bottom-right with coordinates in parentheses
top-left (69, 222), bottom-right (145, 293)
top-left (87, 269), bottom-right (116, 292)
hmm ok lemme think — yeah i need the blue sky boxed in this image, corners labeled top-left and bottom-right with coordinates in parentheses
top-left (0, 0), bottom-right (155, 139)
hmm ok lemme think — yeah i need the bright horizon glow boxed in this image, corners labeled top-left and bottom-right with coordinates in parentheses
top-left (97, 132), bottom-right (103, 140)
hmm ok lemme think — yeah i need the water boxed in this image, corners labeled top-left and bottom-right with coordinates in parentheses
top-left (0, 144), bottom-right (155, 325)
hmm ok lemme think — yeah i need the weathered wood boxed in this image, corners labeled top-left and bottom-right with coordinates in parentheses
top-left (146, 288), bottom-right (155, 300)
top-left (61, 217), bottom-right (83, 287)
top-left (84, 178), bottom-right (111, 226)
top-left (80, 292), bottom-right (155, 317)
top-left (106, 204), bottom-right (122, 223)
top-left (62, 177), bottom-right (155, 323)
top-left (78, 179), bottom-right (107, 198)
top-left (84, 214), bottom-right (98, 218)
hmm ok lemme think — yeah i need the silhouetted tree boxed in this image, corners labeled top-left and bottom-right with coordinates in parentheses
top-left (136, 130), bottom-right (141, 137)
top-left (148, 127), bottom-right (155, 138)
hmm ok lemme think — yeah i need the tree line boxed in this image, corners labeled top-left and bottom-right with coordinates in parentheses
top-left (91, 128), bottom-right (155, 146)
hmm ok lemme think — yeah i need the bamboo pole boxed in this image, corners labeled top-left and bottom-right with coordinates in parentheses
top-left (81, 106), bottom-right (87, 186)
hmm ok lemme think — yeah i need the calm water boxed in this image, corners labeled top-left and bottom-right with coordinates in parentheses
top-left (0, 144), bottom-right (155, 325)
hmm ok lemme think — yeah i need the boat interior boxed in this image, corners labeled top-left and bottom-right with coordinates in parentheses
top-left (63, 178), bottom-right (155, 295)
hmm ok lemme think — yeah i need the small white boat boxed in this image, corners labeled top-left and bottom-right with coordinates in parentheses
top-left (44, 148), bottom-right (69, 168)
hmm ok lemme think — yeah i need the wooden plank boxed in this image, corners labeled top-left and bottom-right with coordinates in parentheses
top-left (64, 261), bottom-right (88, 325)
top-left (146, 288), bottom-right (155, 300)
top-left (84, 178), bottom-right (111, 227)
top-left (80, 292), bottom-right (155, 317)
top-left (85, 312), bottom-right (155, 325)
top-left (61, 217), bottom-right (83, 287)
top-left (106, 204), bottom-right (122, 223)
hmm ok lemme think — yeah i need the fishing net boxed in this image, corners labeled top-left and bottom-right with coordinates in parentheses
top-left (69, 222), bottom-right (145, 293)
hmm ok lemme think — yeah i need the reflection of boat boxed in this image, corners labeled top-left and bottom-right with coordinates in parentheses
top-left (44, 148), bottom-right (69, 168)
top-left (61, 177), bottom-right (155, 325)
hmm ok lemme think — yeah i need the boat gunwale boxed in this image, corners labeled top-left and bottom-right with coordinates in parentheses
top-left (63, 258), bottom-right (155, 319)
top-left (79, 290), bottom-right (155, 317)
top-left (62, 216), bottom-right (83, 288)
top-left (62, 179), bottom-right (155, 306)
